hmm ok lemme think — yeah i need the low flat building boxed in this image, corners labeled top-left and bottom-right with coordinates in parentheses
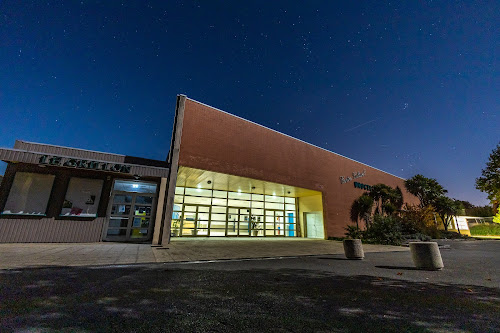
top-left (0, 95), bottom-right (417, 244)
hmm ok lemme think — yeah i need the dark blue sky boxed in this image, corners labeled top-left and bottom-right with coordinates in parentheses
top-left (0, 1), bottom-right (498, 205)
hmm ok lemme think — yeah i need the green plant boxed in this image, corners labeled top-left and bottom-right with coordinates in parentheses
top-left (404, 174), bottom-right (447, 208)
top-left (344, 225), bottom-right (363, 239)
top-left (363, 215), bottom-right (403, 245)
top-left (475, 142), bottom-right (500, 212)
top-left (400, 204), bottom-right (440, 239)
top-left (469, 223), bottom-right (500, 236)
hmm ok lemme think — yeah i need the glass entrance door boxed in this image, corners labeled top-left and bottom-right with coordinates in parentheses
top-left (105, 180), bottom-right (157, 241)
top-left (180, 205), bottom-right (210, 236)
top-left (264, 210), bottom-right (285, 236)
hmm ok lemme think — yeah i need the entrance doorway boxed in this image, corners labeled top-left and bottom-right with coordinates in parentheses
top-left (180, 205), bottom-right (210, 236)
top-left (104, 180), bottom-right (158, 241)
top-left (305, 212), bottom-right (324, 239)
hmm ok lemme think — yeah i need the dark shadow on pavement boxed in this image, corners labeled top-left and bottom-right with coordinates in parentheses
top-left (1, 265), bottom-right (499, 332)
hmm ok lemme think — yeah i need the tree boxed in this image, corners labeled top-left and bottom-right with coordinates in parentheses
top-left (476, 142), bottom-right (500, 212)
top-left (350, 194), bottom-right (374, 229)
top-left (404, 174), bottom-right (447, 208)
top-left (433, 197), bottom-right (462, 231)
top-left (369, 184), bottom-right (404, 216)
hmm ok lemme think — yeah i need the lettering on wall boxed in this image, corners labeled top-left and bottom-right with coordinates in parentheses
top-left (354, 182), bottom-right (372, 191)
top-left (339, 169), bottom-right (366, 184)
top-left (38, 155), bottom-right (131, 173)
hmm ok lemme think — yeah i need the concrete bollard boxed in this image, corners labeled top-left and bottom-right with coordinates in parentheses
top-left (409, 242), bottom-right (444, 270)
top-left (343, 239), bottom-right (364, 260)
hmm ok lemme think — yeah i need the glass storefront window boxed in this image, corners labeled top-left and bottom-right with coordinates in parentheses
top-left (2, 172), bottom-right (55, 215)
top-left (60, 177), bottom-right (103, 217)
top-left (172, 186), bottom-right (299, 238)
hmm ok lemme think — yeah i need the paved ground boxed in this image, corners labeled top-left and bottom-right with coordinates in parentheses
top-left (0, 238), bottom-right (408, 269)
top-left (0, 240), bottom-right (499, 332)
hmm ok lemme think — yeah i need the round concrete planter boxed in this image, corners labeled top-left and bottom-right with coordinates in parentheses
top-left (343, 239), bottom-right (364, 260)
top-left (409, 242), bottom-right (444, 271)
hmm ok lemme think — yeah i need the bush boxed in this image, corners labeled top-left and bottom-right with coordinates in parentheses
top-left (470, 223), bottom-right (500, 236)
top-left (344, 225), bottom-right (363, 239)
top-left (400, 205), bottom-right (440, 239)
top-left (363, 215), bottom-right (404, 246)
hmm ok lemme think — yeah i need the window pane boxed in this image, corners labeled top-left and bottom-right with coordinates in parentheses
top-left (173, 204), bottom-right (183, 212)
top-left (198, 206), bottom-right (210, 213)
top-left (228, 199), bottom-right (251, 208)
top-left (213, 190), bottom-right (227, 198)
top-left (135, 196), bottom-right (154, 204)
top-left (212, 198), bottom-right (227, 206)
top-left (265, 202), bottom-right (283, 210)
top-left (228, 192), bottom-right (251, 200)
top-left (132, 217), bottom-right (150, 228)
top-left (111, 204), bottom-right (131, 215)
top-left (184, 196), bottom-right (211, 205)
top-left (285, 197), bottom-right (295, 204)
top-left (59, 177), bottom-right (103, 217)
top-left (113, 180), bottom-right (157, 193)
top-left (252, 194), bottom-right (264, 201)
top-left (252, 201), bottom-right (264, 208)
top-left (185, 188), bottom-right (212, 197)
top-left (2, 172), bottom-right (55, 215)
top-left (265, 195), bottom-right (284, 203)
top-left (210, 221), bottom-right (226, 228)
top-left (210, 229), bottom-right (226, 236)
top-left (107, 229), bottom-right (127, 236)
top-left (108, 218), bottom-right (128, 228)
top-left (130, 228), bottom-right (149, 238)
top-left (175, 187), bottom-right (184, 195)
top-left (174, 195), bottom-right (183, 204)
top-left (134, 206), bottom-right (151, 216)
top-left (211, 206), bottom-right (226, 213)
top-left (285, 204), bottom-right (295, 211)
top-left (113, 195), bottom-right (132, 203)
top-left (211, 213), bottom-right (227, 221)
top-left (252, 208), bottom-right (264, 215)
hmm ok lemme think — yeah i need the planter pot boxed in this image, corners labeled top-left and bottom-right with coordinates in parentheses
top-left (343, 239), bottom-right (364, 260)
top-left (409, 242), bottom-right (444, 271)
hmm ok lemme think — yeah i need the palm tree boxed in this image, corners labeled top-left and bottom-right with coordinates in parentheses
top-left (350, 194), bottom-right (374, 228)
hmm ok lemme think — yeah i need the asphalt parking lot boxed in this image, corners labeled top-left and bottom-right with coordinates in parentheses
top-left (1, 240), bottom-right (499, 332)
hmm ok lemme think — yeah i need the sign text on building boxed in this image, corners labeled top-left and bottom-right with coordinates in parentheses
top-left (340, 169), bottom-right (366, 184)
top-left (38, 155), bottom-right (131, 173)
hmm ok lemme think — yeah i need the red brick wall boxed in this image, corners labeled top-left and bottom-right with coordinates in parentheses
top-left (178, 99), bottom-right (418, 237)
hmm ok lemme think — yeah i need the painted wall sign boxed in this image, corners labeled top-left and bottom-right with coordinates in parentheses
top-left (354, 182), bottom-right (372, 191)
top-left (339, 169), bottom-right (366, 184)
top-left (38, 155), bottom-right (131, 173)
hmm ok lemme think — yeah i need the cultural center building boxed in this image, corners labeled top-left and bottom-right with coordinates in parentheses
top-left (0, 95), bottom-right (415, 245)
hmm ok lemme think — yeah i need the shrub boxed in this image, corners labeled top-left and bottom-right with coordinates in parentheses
top-left (344, 225), bottom-right (363, 239)
top-left (400, 205), bottom-right (440, 239)
top-left (363, 215), bottom-right (403, 246)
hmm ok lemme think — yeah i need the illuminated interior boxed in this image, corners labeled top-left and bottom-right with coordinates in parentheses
top-left (171, 166), bottom-right (325, 238)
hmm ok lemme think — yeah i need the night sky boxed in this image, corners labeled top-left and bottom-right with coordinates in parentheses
top-left (0, 1), bottom-right (498, 205)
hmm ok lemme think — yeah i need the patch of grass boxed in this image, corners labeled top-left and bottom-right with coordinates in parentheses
top-left (470, 223), bottom-right (500, 236)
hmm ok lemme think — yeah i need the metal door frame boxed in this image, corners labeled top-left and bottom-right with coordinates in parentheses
top-left (103, 180), bottom-right (158, 242)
